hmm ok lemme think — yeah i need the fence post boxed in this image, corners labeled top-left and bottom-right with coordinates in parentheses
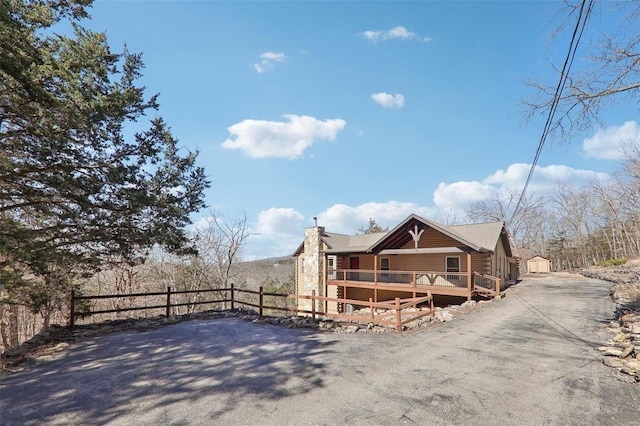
top-left (166, 287), bottom-right (172, 317)
top-left (230, 283), bottom-right (235, 311)
top-left (259, 286), bottom-right (264, 318)
top-left (369, 298), bottom-right (374, 321)
top-left (395, 297), bottom-right (401, 332)
top-left (311, 290), bottom-right (316, 322)
top-left (496, 279), bottom-right (501, 298)
top-left (429, 292), bottom-right (434, 316)
top-left (69, 290), bottom-right (75, 329)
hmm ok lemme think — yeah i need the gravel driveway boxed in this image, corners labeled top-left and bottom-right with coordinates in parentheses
top-left (2, 275), bottom-right (640, 425)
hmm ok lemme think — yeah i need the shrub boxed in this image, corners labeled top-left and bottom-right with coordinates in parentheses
top-left (596, 258), bottom-right (628, 267)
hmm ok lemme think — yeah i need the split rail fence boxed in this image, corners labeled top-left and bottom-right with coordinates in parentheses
top-left (70, 284), bottom-right (434, 332)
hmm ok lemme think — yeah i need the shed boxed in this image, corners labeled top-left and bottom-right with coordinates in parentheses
top-left (527, 255), bottom-right (551, 273)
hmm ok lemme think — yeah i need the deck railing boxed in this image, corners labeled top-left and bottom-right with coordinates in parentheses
top-left (329, 269), bottom-right (469, 289)
top-left (473, 272), bottom-right (501, 296)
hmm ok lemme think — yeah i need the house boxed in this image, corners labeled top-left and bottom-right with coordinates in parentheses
top-left (293, 214), bottom-right (518, 314)
top-left (526, 255), bottom-right (552, 273)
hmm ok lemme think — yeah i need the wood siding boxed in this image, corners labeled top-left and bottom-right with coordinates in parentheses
top-left (401, 227), bottom-right (462, 250)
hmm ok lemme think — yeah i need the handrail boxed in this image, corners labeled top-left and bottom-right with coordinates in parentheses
top-left (472, 272), bottom-right (501, 296)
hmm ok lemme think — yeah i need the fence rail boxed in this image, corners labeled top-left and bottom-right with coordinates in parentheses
top-left (70, 284), bottom-right (434, 332)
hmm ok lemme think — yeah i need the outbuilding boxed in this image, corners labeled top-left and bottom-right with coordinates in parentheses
top-left (527, 255), bottom-right (552, 273)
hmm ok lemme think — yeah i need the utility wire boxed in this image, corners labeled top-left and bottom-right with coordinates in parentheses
top-left (511, 0), bottom-right (594, 221)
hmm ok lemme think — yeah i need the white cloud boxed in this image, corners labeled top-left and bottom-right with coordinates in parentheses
top-left (359, 26), bottom-right (431, 43)
top-left (238, 162), bottom-right (613, 259)
top-left (255, 208), bottom-right (304, 235)
top-left (243, 208), bottom-right (305, 259)
top-left (433, 181), bottom-right (498, 208)
top-left (385, 26), bottom-right (416, 40)
top-left (254, 51), bottom-right (287, 73)
top-left (360, 30), bottom-right (384, 42)
top-left (430, 163), bottom-right (610, 213)
top-left (371, 92), bottom-right (405, 109)
top-left (484, 163), bottom-right (609, 190)
top-left (582, 121), bottom-right (640, 160)
top-left (317, 201), bottom-right (437, 234)
top-left (221, 114), bottom-right (347, 159)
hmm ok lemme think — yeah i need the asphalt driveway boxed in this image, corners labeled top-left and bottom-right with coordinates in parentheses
top-left (1, 275), bottom-right (640, 425)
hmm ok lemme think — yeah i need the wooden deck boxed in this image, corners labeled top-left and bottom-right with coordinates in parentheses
top-left (327, 269), bottom-right (501, 303)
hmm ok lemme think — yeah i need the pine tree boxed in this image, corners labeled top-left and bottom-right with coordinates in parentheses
top-left (0, 0), bottom-right (209, 317)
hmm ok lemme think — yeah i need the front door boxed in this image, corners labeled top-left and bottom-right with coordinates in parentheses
top-left (349, 257), bottom-right (359, 281)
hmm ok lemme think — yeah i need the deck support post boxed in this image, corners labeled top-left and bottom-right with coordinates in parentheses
top-left (374, 254), bottom-right (378, 303)
top-left (374, 254), bottom-right (378, 285)
top-left (466, 252), bottom-right (472, 301)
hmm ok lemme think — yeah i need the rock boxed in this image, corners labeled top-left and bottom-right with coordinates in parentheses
top-left (53, 342), bottom-right (69, 352)
top-left (603, 357), bottom-right (625, 368)
top-left (621, 313), bottom-right (640, 323)
top-left (436, 311), bottom-right (454, 322)
top-left (613, 332), bottom-right (630, 342)
top-left (628, 323), bottom-right (640, 334)
top-left (3, 347), bottom-right (26, 357)
top-left (624, 359), bottom-right (640, 370)
top-left (342, 325), bottom-right (360, 333)
top-left (318, 321), bottom-right (334, 330)
top-left (296, 323), bottom-right (315, 329)
top-left (601, 347), bottom-right (624, 357)
top-left (620, 345), bottom-right (634, 358)
top-left (609, 321), bottom-right (621, 328)
top-left (622, 360), bottom-right (640, 376)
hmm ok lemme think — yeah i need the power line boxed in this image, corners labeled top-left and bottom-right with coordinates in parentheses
top-left (511, 0), bottom-right (594, 221)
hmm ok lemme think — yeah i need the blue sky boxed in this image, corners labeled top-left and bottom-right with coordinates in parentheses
top-left (74, 1), bottom-right (638, 259)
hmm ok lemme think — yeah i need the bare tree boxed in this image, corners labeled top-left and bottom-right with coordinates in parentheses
top-left (525, 1), bottom-right (640, 139)
top-left (466, 190), bottom-right (545, 255)
top-left (438, 207), bottom-right (465, 226)
top-left (145, 211), bottom-right (250, 312)
top-left (194, 211), bottom-right (250, 289)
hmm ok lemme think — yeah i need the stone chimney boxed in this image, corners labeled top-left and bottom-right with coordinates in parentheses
top-left (299, 226), bottom-right (324, 312)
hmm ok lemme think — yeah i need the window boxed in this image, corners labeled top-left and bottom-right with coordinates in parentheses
top-left (380, 257), bottom-right (390, 270)
top-left (380, 257), bottom-right (390, 281)
top-left (446, 256), bottom-right (460, 280)
top-left (327, 256), bottom-right (337, 280)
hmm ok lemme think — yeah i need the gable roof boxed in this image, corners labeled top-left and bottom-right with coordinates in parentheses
top-left (369, 214), bottom-right (484, 253)
top-left (323, 231), bottom-right (388, 254)
top-left (449, 221), bottom-right (512, 257)
top-left (527, 255), bottom-right (550, 261)
top-left (294, 214), bottom-right (512, 256)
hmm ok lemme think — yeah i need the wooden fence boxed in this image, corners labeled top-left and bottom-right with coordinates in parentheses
top-left (70, 285), bottom-right (434, 332)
